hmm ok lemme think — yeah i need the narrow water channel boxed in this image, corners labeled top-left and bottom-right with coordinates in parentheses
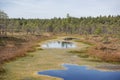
top-left (38, 64), bottom-right (120, 80)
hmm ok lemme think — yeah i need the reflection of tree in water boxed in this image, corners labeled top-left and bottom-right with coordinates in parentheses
top-left (61, 42), bottom-right (66, 48)
top-left (69, 43), bottom-right (72, 46)
top-left (46, 43), bottom-right (49, 48)
top-left (61, 42), bottom-right (73, 48)
top-left (57, 41), bottom-right (61, 44)
top-left (43, 41), bottom-right (75, 48)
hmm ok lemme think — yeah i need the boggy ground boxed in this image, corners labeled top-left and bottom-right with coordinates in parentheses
top-left (0, 35), bottom-right (50, 64)
top-left (1, 36), bottom-right (120, 80)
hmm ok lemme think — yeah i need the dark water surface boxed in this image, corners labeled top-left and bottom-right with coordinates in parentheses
top-left (38, 64), bottom-right (120, 80)
top-left (41, 41), bottom-right (76, 48)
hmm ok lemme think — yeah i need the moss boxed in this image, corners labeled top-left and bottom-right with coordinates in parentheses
top-left (21, 77), bottom-right (40, 80)
top-left (69, 50), bottom-right (89, 58)
top-left (78, 54), bottom-right (89, 58)
top-left (69, 50), bottom-right (87, 53)
top-left (75, 40), bottom-right (94, 46)
top-left (0, 40), bottom-right (6, 46)
top-left (0, 65), bottom-right (6, 73)
top-left (36, 48), bottom-right (43, 50)
top-left (27, 48), bottom-right (36, 52)
top-left (0, 64), bottom-right (6, 80)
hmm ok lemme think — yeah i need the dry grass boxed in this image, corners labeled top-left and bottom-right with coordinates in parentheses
top-left (84, 35), bottom-right (120, 62)
top-left (0, 35), bottom-right (52, 79)
top-left (71, 35), bottom-right (120, 62)
top-left (0, 35), bottom-right (120, 80)
top-left (0, 35), bottom-right (51, 64)
top-left (0, 34), bottom-right (56, 80)
top-left (88, 44), bottom-right (120, 62)
top-left (1, 36), bottom-right (105, 80)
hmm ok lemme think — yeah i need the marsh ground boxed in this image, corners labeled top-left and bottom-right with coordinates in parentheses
top-left (1, 36), bottom-right (120, 80)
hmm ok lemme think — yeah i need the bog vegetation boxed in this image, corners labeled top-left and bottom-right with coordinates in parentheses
top-left (0, 10), bottom-right (120, 65)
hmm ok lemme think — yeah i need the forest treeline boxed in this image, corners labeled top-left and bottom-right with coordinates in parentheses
top-left (0, 10), bottom-right (120, 36)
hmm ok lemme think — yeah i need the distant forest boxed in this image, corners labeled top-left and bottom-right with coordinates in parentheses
top-left (0, 10), bottom-right (120, 37)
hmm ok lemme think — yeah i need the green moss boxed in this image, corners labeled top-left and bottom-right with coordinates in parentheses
top-left (75, 40), bottom-right (94, 46)
top-left (0, 64), bottom-right (6, 80)
top-left (21, 77), bottom-right (41, 80)
top-left (69, 50), bottom-right (87, 53)
top-left (36, 47), bottom-right (43, 50)
top-left (68, 50), bottom-right (89, 58)
top-left (78, 54), bottom-right (89, 58)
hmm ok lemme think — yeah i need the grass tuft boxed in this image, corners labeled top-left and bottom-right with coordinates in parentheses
top-left (69, 50), bottom-right (89, 58)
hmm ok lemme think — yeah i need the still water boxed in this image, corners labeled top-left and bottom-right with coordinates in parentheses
top-left (38, 64), bottom-right (120, 80)
top-left (41, 41), bottom-right (76, 48)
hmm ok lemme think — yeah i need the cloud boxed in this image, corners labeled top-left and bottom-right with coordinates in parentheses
top-left (0, 0), bottom-right (120, 18)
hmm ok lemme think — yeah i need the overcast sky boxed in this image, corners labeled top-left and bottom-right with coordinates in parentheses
top-left (0, 0), bottom-right (120, 19)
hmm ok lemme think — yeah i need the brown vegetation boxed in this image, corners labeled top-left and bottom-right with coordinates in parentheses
top-left (0, 35), bottom-right (50, 66)
top-left (86, 36), bottom-right (120, 62)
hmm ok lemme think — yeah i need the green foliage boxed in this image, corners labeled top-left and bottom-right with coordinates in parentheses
top-left (102, 35), bottom-right (110, 44)
top-left (94, 27), bottom-right (102, 35)
top-left (0, 11), bottom-right (120, 36)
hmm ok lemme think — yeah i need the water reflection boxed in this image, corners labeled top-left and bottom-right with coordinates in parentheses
top-left (38, 64), bottom-right (120, 80)
top-left (41, 41), bottom-right (76, 48)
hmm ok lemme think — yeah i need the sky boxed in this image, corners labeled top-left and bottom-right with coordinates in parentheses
top-left (0, 0), bottom-right (120, 19)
